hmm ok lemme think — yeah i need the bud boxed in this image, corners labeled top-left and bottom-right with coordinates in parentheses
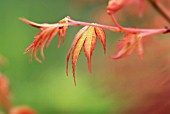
top-left (107, 0), bottom-right (133, 14)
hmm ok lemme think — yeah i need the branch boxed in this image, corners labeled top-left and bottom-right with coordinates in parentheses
top-left (20, 17), bottom-right (170, 38)
top-left (20, 16), bottom-right (170, 85)
top-left (67, 18), bottom-right (169, 35)
top-left (148, 0), bottom-right (170, 23)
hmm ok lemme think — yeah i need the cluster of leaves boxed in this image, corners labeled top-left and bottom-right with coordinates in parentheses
top-left (21, 0), bottom-right (170, 85)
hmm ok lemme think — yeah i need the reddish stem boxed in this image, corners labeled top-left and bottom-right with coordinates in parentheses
top-left (66, 18), bottom-right (169, 36)
top-left (109, 14), bottom-right (123, 30)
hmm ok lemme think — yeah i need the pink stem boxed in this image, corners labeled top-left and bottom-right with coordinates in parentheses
top-left (44, 17), bottom-right (169, 36)
top-left (67, 19), bottom-right (169, 34)
top-left (109, 14), bottom-right (123, 29)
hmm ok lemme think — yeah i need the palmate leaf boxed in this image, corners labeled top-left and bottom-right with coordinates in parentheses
top-left (25, 26), bottom-right (59, 63)
top-left (67, 26), bottom-right (106, 85)
top-left (113, 33), bottom-right (144, 59)
top-left (20, 17), bottom-right (69, 63)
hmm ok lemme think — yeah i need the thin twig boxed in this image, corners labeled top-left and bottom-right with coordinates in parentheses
top-left (148, 0), bottom-right (170, 23)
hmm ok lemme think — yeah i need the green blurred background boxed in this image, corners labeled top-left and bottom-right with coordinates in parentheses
top-left (0, 0), bottom-right (124, 114)
top-left (2, 0), bottom-right (169, 114)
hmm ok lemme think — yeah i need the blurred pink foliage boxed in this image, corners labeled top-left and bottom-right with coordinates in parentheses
top-left (95, 38), bottom-right (170, 113)
top-left (10, 106), bottom-right (36, 114)
top-left (0, 73), bottom-right (36, 114)
top-left (0, 75), bottom-right (12, 112)
top-left (72, 0), bottom-right (170, 27)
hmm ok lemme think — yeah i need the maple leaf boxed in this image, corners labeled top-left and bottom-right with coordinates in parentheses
top-left (66, 26), bottom-right (106, 85)
top-left (20, 17), bottom-right (70, 63)
top-left (112, 33), bottom-right (144, 59)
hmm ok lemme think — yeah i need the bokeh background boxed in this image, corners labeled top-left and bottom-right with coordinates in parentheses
top-left (0, 0), bottom-right (170, 114)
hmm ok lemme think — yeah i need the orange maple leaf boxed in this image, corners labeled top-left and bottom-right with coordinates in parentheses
top-left (20, 17), bottom-right (70, 63)
top-left (112, 33), bottom-right (144, 59)
top-left (66, 26), bottom-right (106, 85)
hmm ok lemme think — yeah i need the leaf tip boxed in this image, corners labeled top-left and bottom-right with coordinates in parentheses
top-left (87, 61), bottom-right (92, 74)
top-left (73, 70), bottom-right (77, 86)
